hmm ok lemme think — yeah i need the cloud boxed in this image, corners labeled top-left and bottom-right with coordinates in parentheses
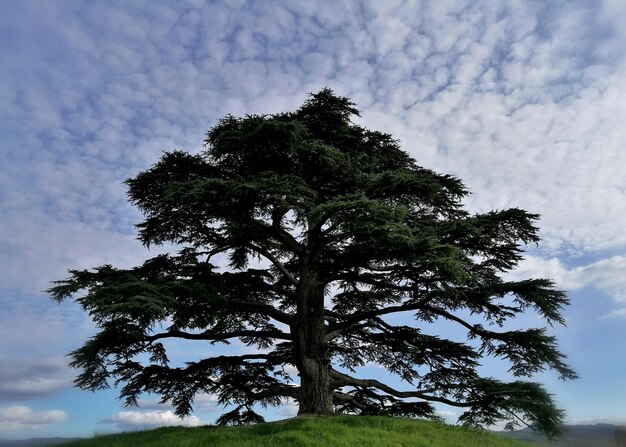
top-left (436, 410), bottom-right (457, 419)
top-left (510, 255), bottom-right (626, 317)
top-left (2, 2), bottom-right (626, 311)
top-left (346, 2), bottom-right (626, 255)
top-left (0, 213), bottom-right (154, 294)
top-left (133, 394), bottom-right (220, 414)
top-left (131, 398), bottom-right (174, 412)
top-left (0, 296), bottom-right (94, 360)
top-left (602, 308), bottom-right (626, 320)
top-left (193, 394), bottom-right (221, 413)
top-left (0, 358), bottom-right (70, 401)
top-left (0, 406), bottom-right (68, 431)
top-left (276, 398), bottom-right (299, 418)
top-left (101, 411), bottom-right (202, 430)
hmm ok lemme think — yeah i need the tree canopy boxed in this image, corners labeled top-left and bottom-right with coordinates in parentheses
top-left (50, 89), bottom-right (576, 436)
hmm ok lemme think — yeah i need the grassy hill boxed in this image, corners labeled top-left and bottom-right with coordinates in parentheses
top-left (57, 415), bottom-right (528, 447)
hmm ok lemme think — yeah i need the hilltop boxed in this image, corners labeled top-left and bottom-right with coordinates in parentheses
top-left (54, 415), bottom-right (527, 447)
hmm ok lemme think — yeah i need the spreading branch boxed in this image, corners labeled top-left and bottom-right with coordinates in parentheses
top-left (146, 328), bottom-right (291, 342)
top-left (326, 299), bottom-right (430, 339)
top-left (330, 369), bottom-right (470, 408)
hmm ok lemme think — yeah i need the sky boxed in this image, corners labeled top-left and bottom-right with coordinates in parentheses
top-left (1, 0), bottom-right (626, 440)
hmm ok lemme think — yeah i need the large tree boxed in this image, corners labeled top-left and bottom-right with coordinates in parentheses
top-left (50, 89), bottom-right (576, 435)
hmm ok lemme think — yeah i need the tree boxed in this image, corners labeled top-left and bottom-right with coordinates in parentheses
top-left (49, 89), bottom-right (576, 435)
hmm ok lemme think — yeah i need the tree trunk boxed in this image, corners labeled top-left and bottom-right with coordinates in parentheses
top-left (293, 251), bottom-right (333, 415)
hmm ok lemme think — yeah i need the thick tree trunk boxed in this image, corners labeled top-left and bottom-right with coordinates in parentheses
top-left (293, 251), bottom-right (334, 415)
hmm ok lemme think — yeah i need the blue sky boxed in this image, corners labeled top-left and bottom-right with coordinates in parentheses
top-left (1, 0), bottom-right (626, 440)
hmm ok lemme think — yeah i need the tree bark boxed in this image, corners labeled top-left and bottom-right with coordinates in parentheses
top-left (293, 250), bottom-right (334, 415)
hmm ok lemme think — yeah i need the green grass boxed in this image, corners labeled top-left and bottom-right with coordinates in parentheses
top-left (58, 415), bottom-right (530, 447)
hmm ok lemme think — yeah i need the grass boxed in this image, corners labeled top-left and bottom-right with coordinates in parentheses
top-left (58, 415), bottom-right (530, 447)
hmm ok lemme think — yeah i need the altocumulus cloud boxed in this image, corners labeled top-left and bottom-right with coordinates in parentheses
top-left (2, 0), bottom-right (626, 317)
top-left (0, 406), bottom-right (68, 431)
top-left (101, 411), bottom-right (202, 430)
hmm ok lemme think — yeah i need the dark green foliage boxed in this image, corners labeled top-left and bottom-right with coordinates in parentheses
top-left (50, 89), bottom-right (575, 436)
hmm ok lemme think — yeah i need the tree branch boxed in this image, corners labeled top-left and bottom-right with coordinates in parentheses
top-left (226, 212), bottom-right (303, 256)
top-left (336, 273), bottom-right (415, 292)
top-left (146, 328), bottom-right (291, 342)
top-left (247, 385), bottom-right (300, 401)
top-left (332, 391), bottom-right (370, 411)
top-left (263, 282), bottom-right (298, 300)
top-left (365, 263), bottom-right (405, 272)
top-left (193, 353), bottom-right (279, 367)
top-left (421, 304), bottom-right (484, 334)
top-left (222, 298), bottom-right (294, 325)
top-left (247, 243), bottom-right (299, 287)
top-left (329, 369), bottom-right (471, 408)
top-left (325, 322), bottom-right (371, 341)
top-left (326, 299), bottom-right (429, 339)
top-left (264, 217), bottom-right (304, 255)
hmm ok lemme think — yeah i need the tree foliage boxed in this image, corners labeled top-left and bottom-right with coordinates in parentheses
top-left (50, 89), bottom-right (576, 436)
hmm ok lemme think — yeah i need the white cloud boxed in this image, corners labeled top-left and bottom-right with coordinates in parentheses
top-left (510, 255), bottom-right (626, 317)
top-left (397, 68), bottom-right (626, 252)
top-left (3, 2), bottom-right (625, 306)
top-left (136, 394), bottom-right (223, 414)
top-left (339, 2), bottom-right (626, 256)
top-left (602, 308), bottom-right (626, 320)
top-left (436, 410), bottom-right (457, 418)
top-left (507, 255), bottom-right (580, 289)
top-left (101, 411), bottom-right (202, 430)
top-left (276, 398), bottom-right (299, 418)
top-left (0, 406), bottom-right (68, 431)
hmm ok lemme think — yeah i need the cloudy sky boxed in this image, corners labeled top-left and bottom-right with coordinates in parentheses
top-left (2, 0), bottom-right (626, 440)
